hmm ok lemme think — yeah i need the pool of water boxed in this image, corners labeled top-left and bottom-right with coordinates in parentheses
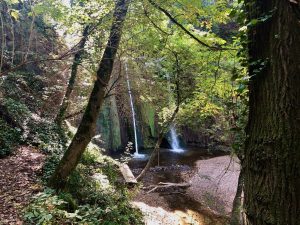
top-left (128, 147), bottom-right (228, 169)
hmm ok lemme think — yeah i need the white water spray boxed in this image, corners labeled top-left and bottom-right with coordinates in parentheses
top-left (166, 73), bottom-right (184, 153)
top-left (170, 125), bottom-right (182, 150)
top-left (125, 60), bottom-right (143, 158)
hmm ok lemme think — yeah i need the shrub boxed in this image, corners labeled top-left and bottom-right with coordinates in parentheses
top-left (24, 187), bottom-right (143, 225)
top-left (25, 143), bottom-right (143, 224)
top-left (25, 163), bottom-right (143, 225)
top-left (0, 118), bottom-right (21, 157)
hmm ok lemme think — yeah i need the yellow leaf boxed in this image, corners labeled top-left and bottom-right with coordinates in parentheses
top-left (10, 9), bottom-right (19, 20)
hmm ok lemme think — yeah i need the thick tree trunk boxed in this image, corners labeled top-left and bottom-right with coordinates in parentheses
top-left (48, 0), bottom-right (130, 189)
top-left (55, 25), bottom-right (90, 126)
top-left (243, 1), bottom-right (300, 225)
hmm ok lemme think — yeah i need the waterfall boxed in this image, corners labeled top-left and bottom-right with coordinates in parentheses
top-left (125, 60), bottom-right (143, 157)
top-left (170, 125), bottom-right (181, 150)
top-left (166, 73), bottom-right (184, 153)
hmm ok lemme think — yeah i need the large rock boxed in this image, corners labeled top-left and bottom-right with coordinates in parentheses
top-left (187, 156), bottom-right (240, 215)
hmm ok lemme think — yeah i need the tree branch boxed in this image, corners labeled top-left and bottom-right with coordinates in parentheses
top-left (143, 6), bottom-right (173, 36)
top-left (148, 0), bottom-right (230, 51)
top-left (137, 104), bottom-right (180, 181)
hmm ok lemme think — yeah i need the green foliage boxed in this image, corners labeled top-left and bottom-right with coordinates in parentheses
top-left (227, 0), bottom-right (249, 157)
top-left (0, 98), bottom-right (30, 157)
top-left (1, 72), bottom-right (44, 114)
top-left (24, 187), bottom-right (143, 225)
top-left (43, 154), bottom-right (61, 183)
top-left (32, 0), bottom-right (67, 21)
top-left (114, 0), bottom-right (243, 149)
top-left (25, 145), bottom-right (143, 225)
top-left (23, 188), bottom-right (81, 225)
top-left (30, 121), bottom-right (67, 154)
top-left (3, 98), bottom-right (31, 121)
top-left (0, 118), bottom-right (21, 157)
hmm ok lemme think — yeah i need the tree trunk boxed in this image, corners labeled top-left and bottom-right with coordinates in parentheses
top-left (230, 171), bottom-right (244, 225)
top-left (243, 1), bottom-right (300, 225)
top-left (55, 25), bottom-right (90, 126)
top-left (48, 0), bottom-right (130, 189)
top-left (137, 106), bottom-right (179, 181)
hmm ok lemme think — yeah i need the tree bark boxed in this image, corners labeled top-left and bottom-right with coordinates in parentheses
top-left (230, 171), bottom-right (244, 225)
top-left (243, 1), bottom-right (300, 225)
top-left (55, 25), bottom-right (90, 126)
top-left (48, 0), bottom-right (130, 189)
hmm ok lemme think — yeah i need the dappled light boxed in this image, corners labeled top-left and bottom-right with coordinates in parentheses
top-left (133, 201), bottom-right (226, 225)
top-left (0, 0), bottom-right (299, 224)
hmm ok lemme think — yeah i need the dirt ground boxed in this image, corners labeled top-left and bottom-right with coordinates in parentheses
top-left (0, 147), bottom-right (45, 225)
top-left (133, 155), bottom-right (240, 225)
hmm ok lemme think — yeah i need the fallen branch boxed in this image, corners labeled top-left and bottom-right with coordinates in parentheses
top-left (145, 182), bottom-right (190, 194)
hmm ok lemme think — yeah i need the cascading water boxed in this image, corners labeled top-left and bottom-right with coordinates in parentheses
top-left (170, 125), bottom-right (181, 150)
top-left (166, 73), bottom-right (184, 153)
top-left (125, 60), bottom-right (144, 158)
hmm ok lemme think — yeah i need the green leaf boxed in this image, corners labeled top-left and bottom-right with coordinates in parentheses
top-left (249, 19), bottom-right (259, 26)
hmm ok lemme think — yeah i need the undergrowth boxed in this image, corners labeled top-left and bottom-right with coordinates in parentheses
top-left (1, 72), bottom-right (143, 224)
top-left (24, 126), bottom-right (143, 225)
top-left (0, 118), bottom-right (22, 157)
top-left (0, 97), bottom-right (30, 157)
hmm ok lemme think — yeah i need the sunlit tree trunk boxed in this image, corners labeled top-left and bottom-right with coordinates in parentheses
top-left (243, 1), bottom-right (300, 224)
top-left (49, 0), bottom-right (130, 189)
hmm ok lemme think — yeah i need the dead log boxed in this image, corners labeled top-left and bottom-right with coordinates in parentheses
top-left (119, 163), bottom-right (138, 185)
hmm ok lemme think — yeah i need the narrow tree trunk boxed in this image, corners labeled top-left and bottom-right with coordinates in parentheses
top-left (48, 0), bottom-right (130, 189)
top-left (230, 171), bottom-right (244, 225)
top-left (137, 106), bottom-right (179, 181)
top-left (243, 1), bottom-right (300, 225)
top-left (55, 25), bottom-right (90, 126)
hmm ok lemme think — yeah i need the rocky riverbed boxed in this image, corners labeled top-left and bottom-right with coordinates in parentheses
top-left (130, 148), bottom-right (240, 225)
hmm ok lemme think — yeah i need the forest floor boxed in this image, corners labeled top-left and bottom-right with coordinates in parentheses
top-left (0, 146), bottom-right (45, 225)
top-left (132, 155), bottom-right (240, 225)
top-left (0, 146), bottom-right (239, 225)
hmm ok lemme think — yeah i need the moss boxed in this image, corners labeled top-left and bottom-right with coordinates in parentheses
top-left (144, 104), bottom-right (156, 137)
